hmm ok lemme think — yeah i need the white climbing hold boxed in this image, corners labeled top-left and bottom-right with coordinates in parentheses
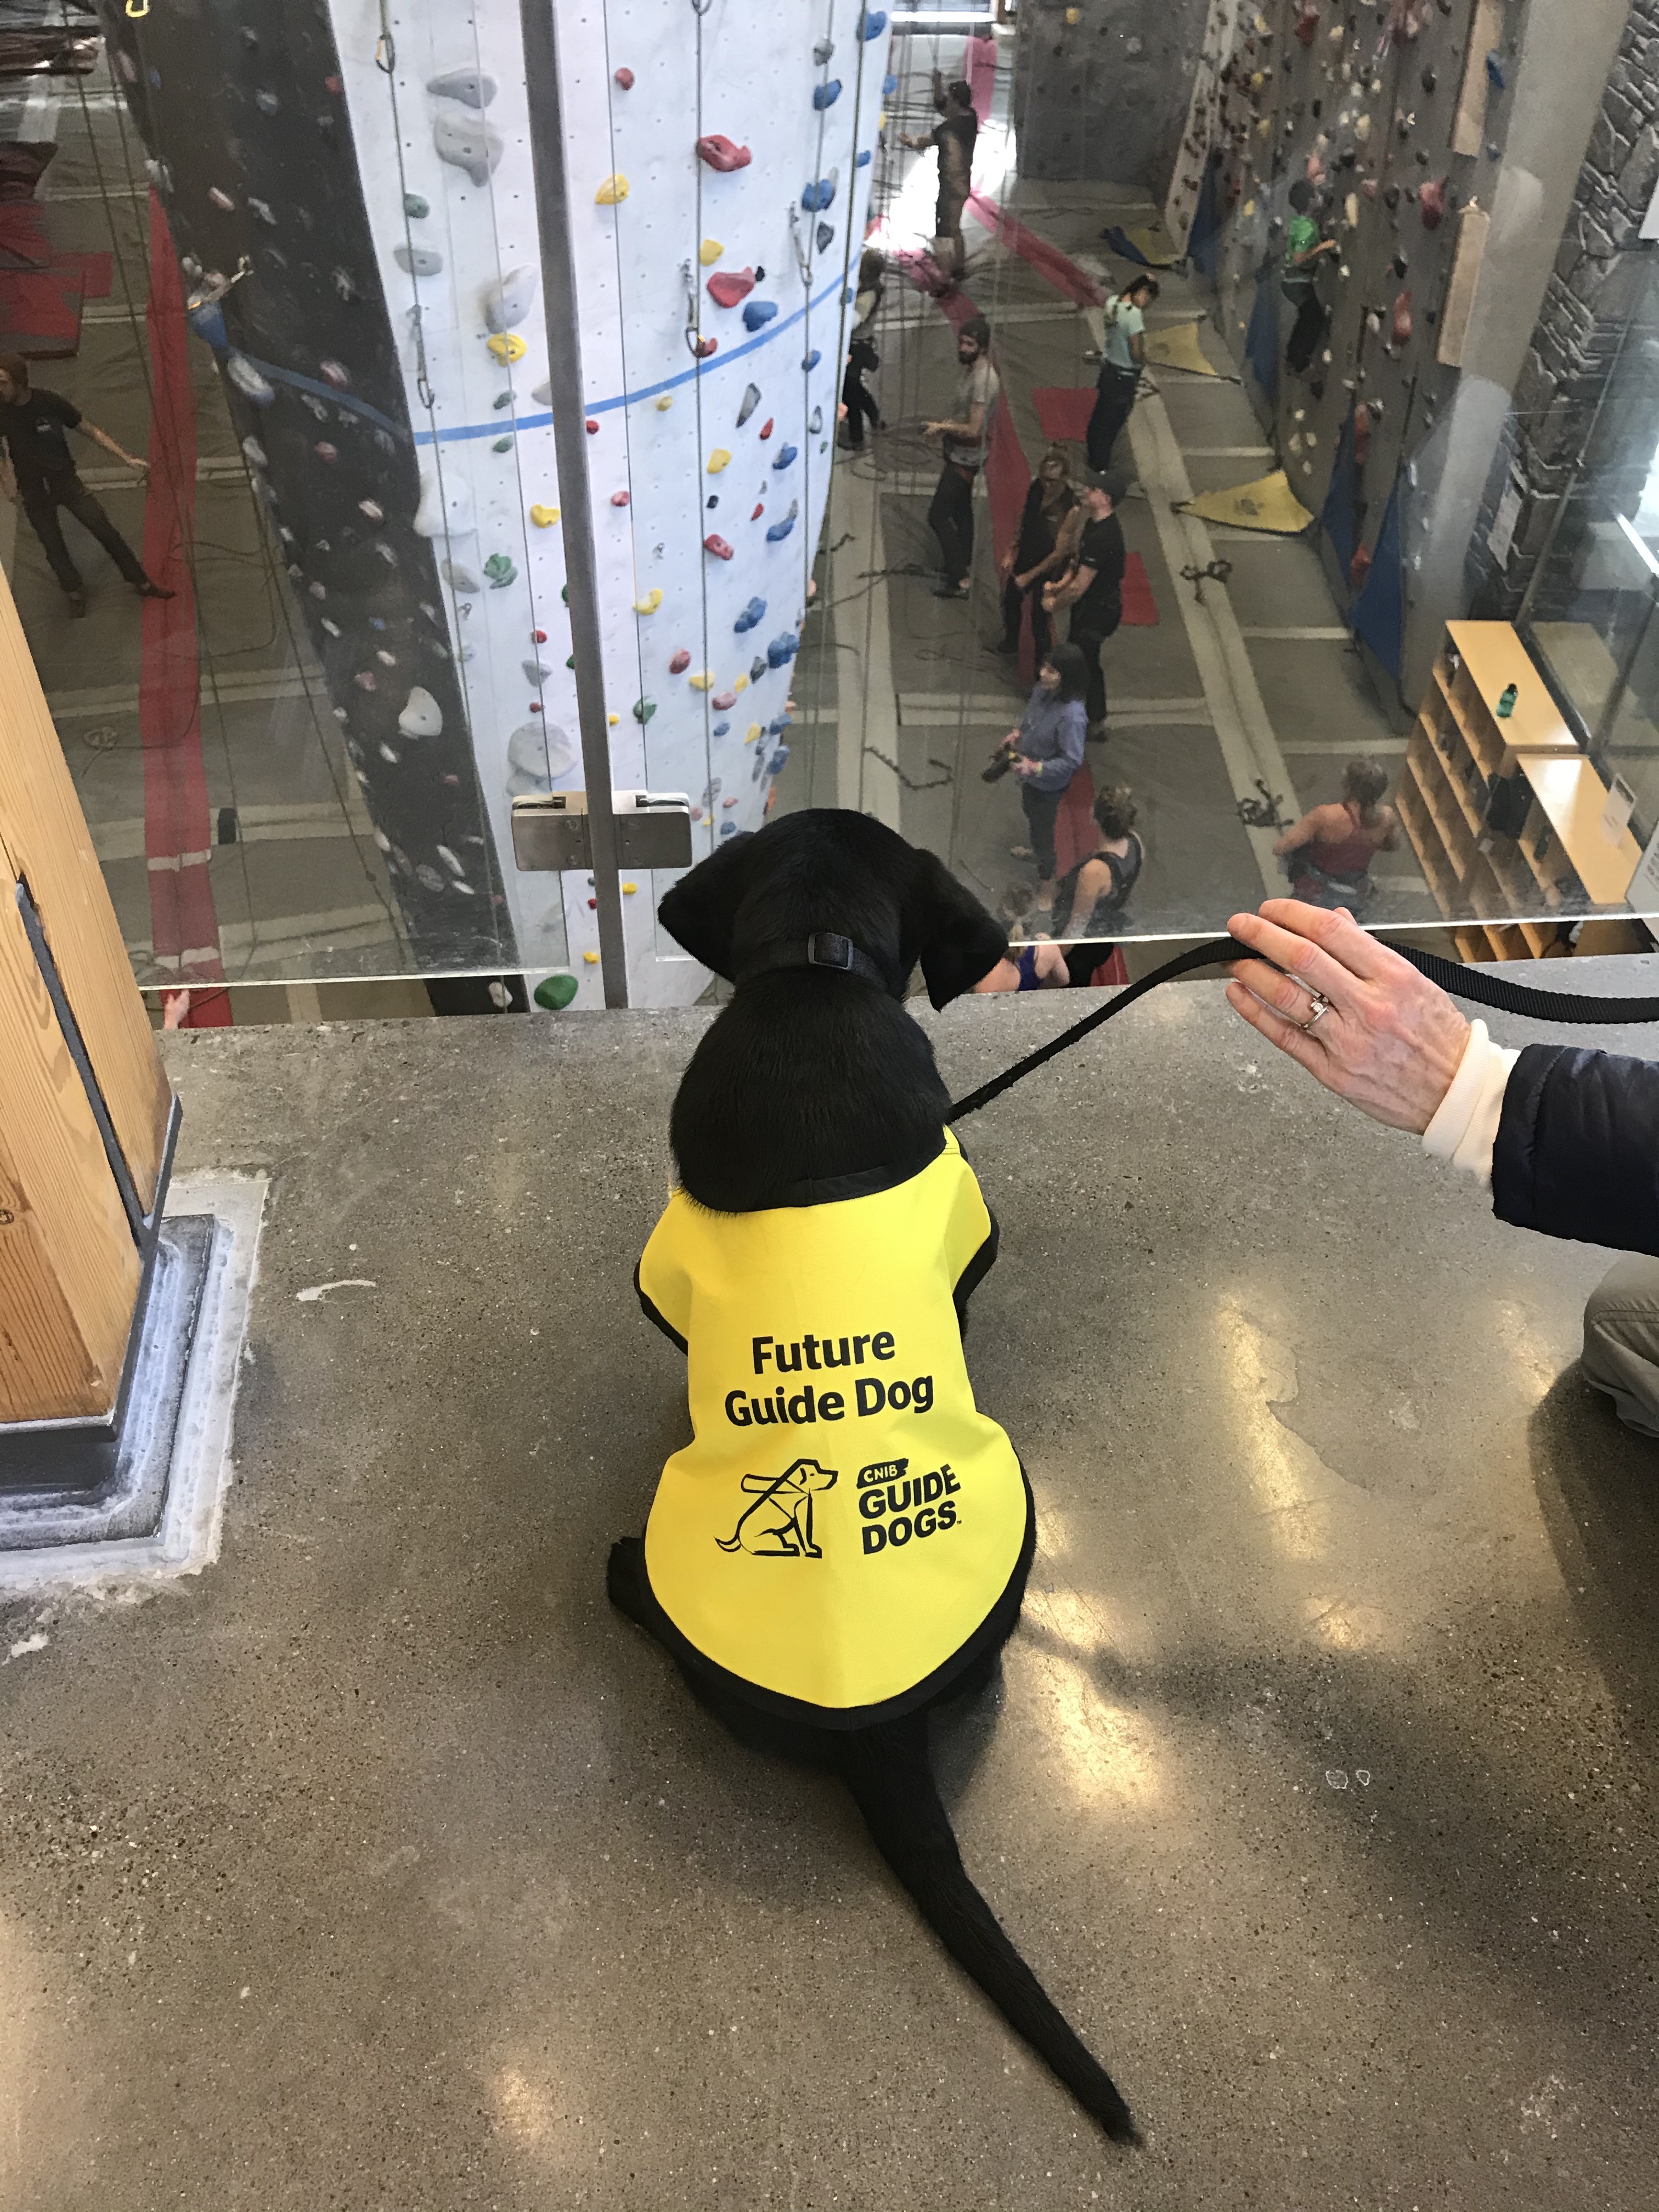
top-left (224, 352), bottom-right (274, 404)
top-left (241, 436), bottom-right (267, 468)
top-left (507, 720), bottom-right (578, 793)
top-left (435, 112), bottom-right (504, 184)
top-left (483, 267), bottom-right (538, 332)
top-left (415, 469), bottom-right (475, 537)
top-left (394, 243), bottom-right (444, 276)
top-left (531, 380), bottom-right (551, 405)
top-left (398, 687), bottom-right (443, 738)
top-left (427, 67), bottom-right (496, 107)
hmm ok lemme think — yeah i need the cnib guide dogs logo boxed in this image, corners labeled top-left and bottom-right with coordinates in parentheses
top-left (717, 1457), bottom-right (962, 1559)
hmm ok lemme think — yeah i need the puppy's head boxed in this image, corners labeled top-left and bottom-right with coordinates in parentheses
top-left (658, 810), bottom-right (1007, 1008)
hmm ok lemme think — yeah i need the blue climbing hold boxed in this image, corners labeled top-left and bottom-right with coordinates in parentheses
top-left (768, 715), bottom-right (792, 735)
top-left (843, 288), bottom-right (855, 306)
top-left (734, 595), bottom-right (768, 634)
top-left (800, 351), bottom-right (820, 373)
top-left (856, 149), bottom-right (872, 168)
top-left (768, 747), bottom-right (791, 774)
top-left (766, 515), bottom-right (796, 541)
top-left (882, 73), bottom-right (898, 95)
top-left (713, 721), bottom-right (731, 736)
top-left (766, 633), bottom-right (799, 668)
top-left (742, 298), bottom-right (778, 332)
top-left (187, 301), bottom-right (228, 353)
top-left (861, 11), bottom-right (888, 38)
top-left (1485, 50), bottom-right (1506, 89)
top-left (719, 820), bottom-right (738, 837)
top-left (773, 443), bottom-right (798, 469)
top-left (813, 80), bottom-right (842, 109)
top-left (801, 178), bottom-right (835, 212)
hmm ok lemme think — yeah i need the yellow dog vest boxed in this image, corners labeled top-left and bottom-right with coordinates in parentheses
top-left (636, 1132), bottom-right (1028, 1717)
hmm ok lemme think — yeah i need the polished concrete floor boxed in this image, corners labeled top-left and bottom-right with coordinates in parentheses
top-left (2, 986), bottom-right (1657, 2208)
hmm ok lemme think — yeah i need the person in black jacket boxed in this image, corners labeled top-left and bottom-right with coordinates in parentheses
top-left (1224, 899), bottom-right (1659, 1431)
top-left (994, 446), bottom-right (1077, 661)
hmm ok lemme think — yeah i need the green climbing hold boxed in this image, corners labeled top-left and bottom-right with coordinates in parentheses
top-left (492, 435), bottom-right (514, 452)
top-left (493, 390), bottom-right (514, 410)
top-left (404, 192), bottom-right (430, 219)
top-left (561, 584), bottom-right (569, 603)
top-left (484, 553), bottom-right (517, 587)
top-left (566, 654), bottom-right (576, 668)
top-left (633, 697), bottom-right (657, 724)
top-left (534, 973), bottom-right (579, 1011)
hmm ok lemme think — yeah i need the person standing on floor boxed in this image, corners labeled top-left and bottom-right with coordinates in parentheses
top-left (1282, 179), bottom-right (1338, 377)
top-left (1086, 275), bottom-right (1158, 473)
top-left (923, 314), bottom-right (1000, 602)
top-left (995, 445), bottom-right (1078, 661)
top-left (839, 251), bottom-right (886, 452)
top-left (1273, 756), bottom-right (1398, 913)
top-left (902, 74), bottom-right (978, 285)
top-left (1042, 468), bottom-right (1127, 741)
top-left (0, 354), bottom-right (173, 616)
top-left (1002, 642), bottom-right (1088, 917)
top-left (1051, 786), bottom-right (1144, 988)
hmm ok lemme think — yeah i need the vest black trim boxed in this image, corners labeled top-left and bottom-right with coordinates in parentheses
top-left (634, 1469), bottom-right (1036, 1731)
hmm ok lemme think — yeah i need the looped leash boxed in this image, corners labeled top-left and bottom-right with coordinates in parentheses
top-left (946, 936), bottom-right (1659, 1124)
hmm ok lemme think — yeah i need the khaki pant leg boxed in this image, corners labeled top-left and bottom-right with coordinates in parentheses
top-left (1582, 1255), bottom-right (1659, 1438)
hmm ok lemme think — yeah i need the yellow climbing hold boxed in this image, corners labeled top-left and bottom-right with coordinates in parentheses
top-left (1255, 116), bottom-right (1271, 138)
top-left (595, 174), bottom-right (629, 205)
top-left (1064, 5), bottom-right (1079, 19)
top-left (688, 671), bottom-right (714, 690)
top-left (1249, 70), bottom-right (1265, 91)
top-left (488, 332), bottom-right (526, 362)
top-left (1241, 199), bottom-right (1257, 218)
top-left (734, 674), bottom-right (748, 692)
top-left (707, 449), bottom-right (731, 473)
top-left (746, 721), bottom-right (762, 743)
top-left (655, 394), bottom-right (674, 411)
top-left (529, 503), bottom-right (560, 527)
top-left (633, 588), bottom-right (663, 614)
top-left (623, 882), bottom-right (638, 895)
top-left (699, 239), bottom-right (723, 265)
top-left (607, 712), bottom-right (619, 725)
top-left (584, 949), bottom-right (601, 963)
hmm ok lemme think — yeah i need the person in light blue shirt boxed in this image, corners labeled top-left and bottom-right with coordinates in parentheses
top-left (1086, 275), bottom-right (1157, 473)
top-left (1008, 641), bottom-right (1088, 913)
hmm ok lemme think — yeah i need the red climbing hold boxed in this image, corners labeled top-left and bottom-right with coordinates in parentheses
top-left (1391, 288), bottom-right (1413, 346)
top-left (669, 649), bottom-right (692, 674)
top-left (611, 489), bottom-right (631, 506)
top-left (758, 417), bottom-right (774, 439)
top-left (533, 629), bottom-right (548, 644)
top-left (704, 534), bottom-right (735, 560)
top-left (693, 336), bottom-right (718, 359)
top-left (707, 267), bottom-right (757, 309)
top-left (752, 504), bottom-right (764, 520)
top-left (614, 66), bottom-right (635, 89)
top-left (586, 418), bottom-right (599, 433)
top-left (1419, 177), bottom-right (1447, 229)
top-left (324, 75), bottom-right (343, 94)
top-left (712, 690), bottom-right (737, 710)
top-left (696, 134), bottom-right (752, 172)
top-left (1362, 178), bottom-right (1379, 200)
top-left (1353, 402), bottom-right (1373, 470)
top-left (1350, 542), bottom-right (1373, 589)
top-left (1294, 3), bottom-right (1319, 47)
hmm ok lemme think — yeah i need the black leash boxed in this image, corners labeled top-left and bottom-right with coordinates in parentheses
top-left (946, 935), bottom-right (1659, 1124)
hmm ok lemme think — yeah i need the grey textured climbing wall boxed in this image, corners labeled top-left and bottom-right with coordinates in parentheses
top-left (1468, 0), bottom-right (1659, 613)
top-left (99, 0), bottom-right (516, 974)
top-left (1012, 0), bottom-right (1211, 194)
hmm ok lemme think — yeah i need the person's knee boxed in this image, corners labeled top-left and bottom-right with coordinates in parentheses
top-left (1583, 1255), bottom-right (1659, 1437)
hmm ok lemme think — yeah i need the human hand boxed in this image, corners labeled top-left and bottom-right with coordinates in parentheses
top-left (1224, 900), bottom-right (1471, 1134)
top-left (1013, 757), bottom-right (1039, 778)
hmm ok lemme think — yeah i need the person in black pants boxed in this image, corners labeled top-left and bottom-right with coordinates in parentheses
top-left (1086, 275), bottom-right (1157, 474)
top-left (923, 315), bottom-right (999, 600)
top-left (839, 251), bottom-right (885, 452)
top-left (994, 445), bottom-right (1077, 661)
top-left (0, 354), bottom-right (172, 616)
top-left (1043, 469), bottom-right (1127, 741)
top-left (1282, 179), bottom-right (1338, 377)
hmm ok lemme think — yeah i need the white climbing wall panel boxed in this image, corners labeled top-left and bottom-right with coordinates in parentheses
top-left (332, 0), bottom-right (892, 1006)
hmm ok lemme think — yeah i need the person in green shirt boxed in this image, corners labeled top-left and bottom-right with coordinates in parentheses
top-left (1085, 275), bottom-right (1157, 473)
top-left (1282, 179), bottom-right (1339, 375)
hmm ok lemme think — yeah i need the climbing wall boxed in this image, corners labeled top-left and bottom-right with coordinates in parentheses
top-left (1012, 0), bottom-right (1211, 191)
top-left (1175, 0), bottom-right (1526, 692)
top-left (105, 0), bottom-right (891, 1006)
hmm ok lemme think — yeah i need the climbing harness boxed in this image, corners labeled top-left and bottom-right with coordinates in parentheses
top-left (945, 935), bottom-right (1659, 1124)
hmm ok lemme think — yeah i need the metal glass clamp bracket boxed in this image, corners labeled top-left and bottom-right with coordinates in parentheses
top-left (511, 789), bottom-right (695, 874)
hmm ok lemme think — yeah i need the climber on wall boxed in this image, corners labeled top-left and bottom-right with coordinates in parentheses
top-left (0, 356), bottom-right (174, 617)
top-left (1282, 179), bottom-right (1339, 376)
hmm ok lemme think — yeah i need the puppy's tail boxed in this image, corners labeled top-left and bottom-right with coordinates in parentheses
top-left (835, 1715), bottom-right (1140, 2145)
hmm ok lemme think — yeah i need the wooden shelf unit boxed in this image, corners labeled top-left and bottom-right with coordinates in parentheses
top-left (1401, 621), bottom-right (1646, 962)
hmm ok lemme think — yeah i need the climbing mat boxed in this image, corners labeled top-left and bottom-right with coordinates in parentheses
top-left (1121, 553), bottom-right (1158, 627)
top-left (1031, 387), bottom-right (1096, 444)
top-left (1143, 320), bottom-right (1225, 377)
top-left (1177, 469), bottom-right (1315, 535)
top-left (1099, 225), bottom-right (1177, 270)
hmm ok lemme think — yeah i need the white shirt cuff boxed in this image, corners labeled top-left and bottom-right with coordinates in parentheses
top-left (1420, 1019), bottom-right (1520, 1188)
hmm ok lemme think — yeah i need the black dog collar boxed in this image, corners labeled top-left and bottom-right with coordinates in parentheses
top-left (735, 933), bottom-right (892, 992)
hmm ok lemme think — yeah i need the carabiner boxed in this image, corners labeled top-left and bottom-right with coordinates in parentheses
top-left (125, 0), bottom-right (150, 18)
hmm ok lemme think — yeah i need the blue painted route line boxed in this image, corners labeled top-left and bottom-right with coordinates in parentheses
top-left (410, 269), bottom-right (849, 447)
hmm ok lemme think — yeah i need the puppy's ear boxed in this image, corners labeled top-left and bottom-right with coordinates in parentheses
top-left (903, 848), bottom-right (1008, 1009)
top-left (656, 832), bottom-right (757, 978)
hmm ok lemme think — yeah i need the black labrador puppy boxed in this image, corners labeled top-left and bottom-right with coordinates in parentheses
top-left (608, 808), bottom-right (1137, 2143)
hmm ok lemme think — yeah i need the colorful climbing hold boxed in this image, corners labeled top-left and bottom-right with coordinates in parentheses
top-left (700, 239), bottom-right (724, 266)
top-left (669, 650), bottom-right (692, 675)
top-left (398, 686), bottom-right (443, 737)
top-left (696, 135), bottom-right (752, 172)
top-left (484, 553), bottom-right (517, 588)
top-left (693, 337), bottom-right (718, 360)
top-left (689, 672), bottom-right (714, 691)
top-left (752, 505), bottom-right (764, 521)
top-left (801, 351), bottom-right (820, 372)
top-left (704, 535), bottom-right (734, 560)
top-left (529, 504), bottom-right (560, 527)
top-left (801, 178), bottom-right (835, 212)
top-left (708, 268), bottom-right (756, 308)
top-left (766, 633), bottom-right (799, 668)
top-left (595, 174), bottom-right (629, 204)
top-left (492, 436), bottom-right (514, 453)
top-left (856, 150), bottom-right (871, 168)
top-left (861, 9), bottom-right (887, 36)
top-left (315, 441), bottom-right (338, 464)
top-left (734, 595), bottom-right (768, 633)
top-left (404, 192), bottom-right (430, 219)
top-left (611, 489), bottom-right (631, 506)
top-left (1419, 177), bottom-right (1447, 229)
top-left (772, 443), bottom-right (798, 470)
top-left (613, 66), bottom-right (635, 89)
top-left (749, 657), bottom-right (766, 683)
top-left (634, 588), bottom-right (664, 613)
top-left (225, 352), bottom-right (275, 405)
top-left (759, 417), bottom-right (774, 440)
top-left (633, 697), bottom-right (656, 724)
top-left (707, 449), bottom-right (732, 474)
top-left (735, 675), bottom-right (749, 692)
top-left (816, 221), bottom-right (835, 253)
top-left (534, 973), bottom-right (579, 1011)
top-left (737, 383), bottom-right (761, 426)
top-left (1485, 50), bottom-right (1505, 91)
top-left (1391, 289), bottom-right (1413, 346)
top-left (487, 333), bottom-right (527, 362)
top-left (713, 722), bottom-right (730, 737)
top-left (742, 299), bottom-right (778, 331)
top-left (656, 394), bottom-right (674, 411)
top-left (813, 81), bottom-right (842, 109)
top-left (807, 405), bottom-right (823, 435)
top-left (584, 951), bottom-right (600, 965)
top-left (766, 512), bottom-right (797, 543)
top-left (747, 723), bottom-right (763, 743)
top-left (586, 419), bottom-right (600, 433)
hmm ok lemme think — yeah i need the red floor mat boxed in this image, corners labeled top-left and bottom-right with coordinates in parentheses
top-left (1121, 551), bottom-right (1158, 626)
top-left (0, 199), bottom-right (101, 356)
top-left (1031, 386), bottom-right (1096, 443)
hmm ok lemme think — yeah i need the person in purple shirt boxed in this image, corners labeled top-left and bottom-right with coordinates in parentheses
top-left (1006, 641), bottom-right (1088, 917)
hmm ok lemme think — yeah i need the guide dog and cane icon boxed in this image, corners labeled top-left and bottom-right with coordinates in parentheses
top-left (716, 1458), bottom-right (839, 1556)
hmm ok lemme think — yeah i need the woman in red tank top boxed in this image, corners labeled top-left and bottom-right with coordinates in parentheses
top-left (1273, 757), bottom-right (1398, 912)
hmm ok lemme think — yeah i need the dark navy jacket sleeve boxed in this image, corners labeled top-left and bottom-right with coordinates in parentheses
top-left (1491, 1044), bottom-right (1659, 1254)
